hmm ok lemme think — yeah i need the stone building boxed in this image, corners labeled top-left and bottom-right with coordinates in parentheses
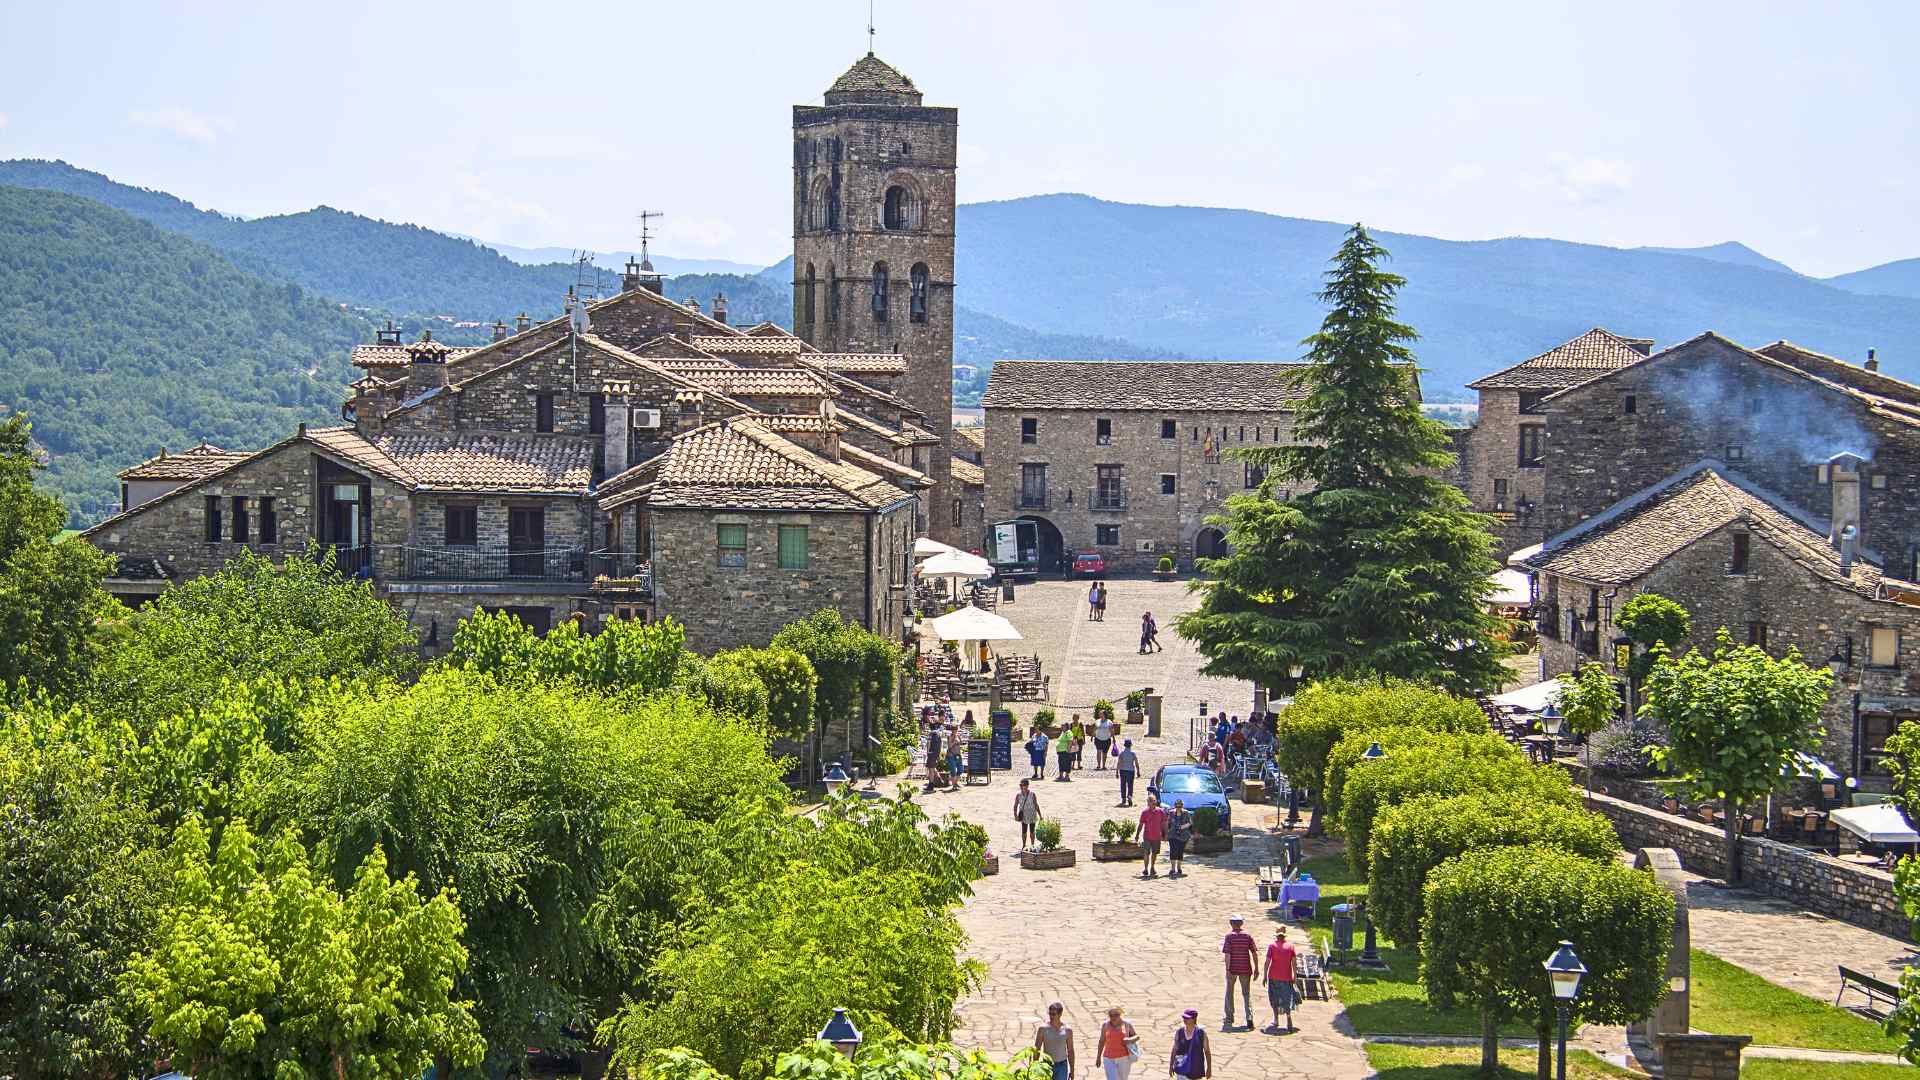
top-left (1455, 328), bottom-right (1652, 558)
top-left (791, 53), bottom-right (958, 543)
top-left (1520, 461), bottom-right (1920, 786)
top-left (979, 360), bottom-right (1377, 573)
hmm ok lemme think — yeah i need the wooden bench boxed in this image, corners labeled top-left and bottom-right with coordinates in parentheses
top-left (1836, 965), bottom-right (1899, 1019)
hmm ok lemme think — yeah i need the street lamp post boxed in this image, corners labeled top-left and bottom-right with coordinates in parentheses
top-left (1542, 941), bottom-right (1587, 1080)
top-left (818, 1007), bottom-right (863, 1059)
top-left (1358, 899), bottom-right (1386, 968)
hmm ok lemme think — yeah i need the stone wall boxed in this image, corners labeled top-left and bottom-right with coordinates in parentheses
top-left (1459, 387), bottom-right (1550, 558)
top-left (982, 406), bottom-right (1309, 572)
top-left (389, 587), bottom-right (592, 654)
top-left (1584, 790), bottom-right (1910, 939)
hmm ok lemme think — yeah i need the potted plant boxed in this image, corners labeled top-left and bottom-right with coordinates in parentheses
top-left (1093, 819), bottom-right (1143, 862)
top-left (1020, 819), bottom-right (1076, 869)
top-left (1153, 555), bottom-right (1177, 581)
top-left (1189, 805), bottom-right (1233, 854)
top-left (1092, 699), bottom-right (1116, 726)
top-left (1032, 705), bottom-right (1059, 736)
top-left (1125, 690), bottom-right (1147, 724)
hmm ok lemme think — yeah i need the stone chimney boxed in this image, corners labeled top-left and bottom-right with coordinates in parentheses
top-left (603, 395), bottom-right (631, 479)
top-left (376, 319), bottom-right (401, 346)
top-left (405, 330), bottom-right (452, 390)
top-left (1867, 348), bottom-right (1880, 373)
top-left (492, 320), bottom-right (509, 342)
top-left (623, 256), bottom-right (665, 296)
top-left (1829, 451), bottom-right (1865, 555)
top-left (516, 312), bottom-right (531, 333)
top-left (712, 292), bottom-right (729, 324)
top-left (684, 297), bottom-right (702, 315)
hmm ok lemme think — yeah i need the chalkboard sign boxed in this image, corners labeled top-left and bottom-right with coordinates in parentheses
top-left (989, 727), bottom-right (1013, 770)
top-left (967, 739), bottom-right (992, 778)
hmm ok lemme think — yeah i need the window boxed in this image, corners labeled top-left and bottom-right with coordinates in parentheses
top-left (1019, 463), bottom-right (1048, 507)
top-left (1748, 621), bottom-right (1768, 648)
top-left (480, 605), bottom-right (551, 635)
top-left (1191, 427), bottom-right (1199, 443)
top-left (1245, 462), bottom-right (1268, 489)
top-left (717, 524), bottom-right (748, 568)
top-left (871, 262), bottom-right (889, 322)
top-left (1863, 713), bottom-right (1898, 774)
top-left (883, 185), bottom-right (920, 230)
top-left (258, 497), bottom-right (277, 544)
top-left (777, 525), bottom-right (809, 569)
top-left (204, 496), bottom-right (223, 542)
top-left (1870, 626), bottom-right (1900, 667)
top-left (536, 392), bottom-right (556, 433)
top-left (803, 263), bottom-right (817, 328)
top-left (1096, 465), bottom-right (1124, 508)
top-left (1623, 394), bottom-right (1637, 415)
top-left (826, 265), bottom-right (839, 323)
top-left (1518, 425), bottom-right (1545, 467)
top-left (230, 496), bottom-right (249, 543)
top-left (588, 393), bottom-right (606, 435)
top-left (1748, 397), bottom-right (1764, 416)
top-left (909, 263), bottom-right (929, 324)
top-left (1238, 426), bottom-right (1246, 441)
top-left (1519, 392), bottom-right (1549, 415)
top-left (1873, 473), bottom-right (1889, 490)
top-left (1726, 445), bottom-right (1745, 461)
top-left (1161, 419), bottom-right (1177, 439)
top-left (446, 505), bottom-right (478, 546)
top-left (1095, 524), bottom-right (1121, 546)
top-left (1020, 417), bottom-right (1038, 444)
top-left (1730, 532), bottom-right (1749, 574)
top-left (951, 499), bottom-right (963, 527)
top-left (1160, 474), bottom-right (1177, 495)
top-left (1493, 478), bottom-right (1509, 511)
top-left (1096, 418), bottom-right (1112, 445)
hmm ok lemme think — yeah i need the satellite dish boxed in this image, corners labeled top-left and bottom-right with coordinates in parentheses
top-left (570, 301), bottom-right (591, 335)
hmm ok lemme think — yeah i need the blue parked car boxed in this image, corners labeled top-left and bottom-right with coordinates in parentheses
top-left (1150, 763), bottom-right (1231, 832)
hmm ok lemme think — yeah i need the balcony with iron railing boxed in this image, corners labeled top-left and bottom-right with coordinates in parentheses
top-left (395, 545), bottom-right (588, 583)
top-left (587, 551), bottom-right (653, 595)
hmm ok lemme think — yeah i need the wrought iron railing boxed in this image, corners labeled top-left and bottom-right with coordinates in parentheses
top-left (396, 545), bottom-right (587, 583)
top-left (326, 543), bottom-right (375, 578)
top-left (588, 551), bottom-right (653, 594)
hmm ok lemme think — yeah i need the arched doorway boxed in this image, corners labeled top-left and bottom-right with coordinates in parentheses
top-left (1194, 527), bottom-right (1230, 561)
top-left (1021, 516), bottom-right (1066, 576)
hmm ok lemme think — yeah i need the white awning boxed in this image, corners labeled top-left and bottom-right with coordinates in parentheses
top-left (1507, 543), bottom-right (1543, 567)
top-left (1787, 751), bottom-right (1840, 781)
top-left (919, 549), bottom-right (993, 580)
top-left (929, 605), bottom-right (1024, 642)
top-left (1830, 803), bottom-right (1920, 845)
top-left (1490, 678), bottom-right (1565, 714)
top-left (913, 537), bottom-right (959, 558)
top-left (1490, 569), bottom-right (1532, 606)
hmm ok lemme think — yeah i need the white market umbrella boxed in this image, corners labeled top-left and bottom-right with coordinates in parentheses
top-left (913, 536), bottom-right (959, 559)
top-left (1787, 751), bottom-right (1840, 781)
top-left (919, 549), bottom-right (992, 580)
top-left (1830, 803), bottom-right (1920, 845)
top-left (929, 605), bottom-right (1024, 643)
top-left (1489, 569), bottom-right (1532, 607)
top-left (1490, 678), bottom-right (1565, 715)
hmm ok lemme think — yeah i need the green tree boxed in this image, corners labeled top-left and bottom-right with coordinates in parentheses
top-left (1422, 845), bottom-right (1674, 1078)
top-left (1174, 225), bottom-right (1509, 696)
top-left (712, 646), bottom-right (818, 741)
top-left (1368, 792), bottom-right (1620, 949)
top-left (1320, 718), bottom-right (1496, 832)
top-left (1340, 740), bottom-right (1578, 873)
top-left (1272, 679), bottom-right (1487, 836)
top-left (1641, 630), bottom-right (1831, 884)
top-left (0, 700), bottom-right (164, 1080)
top-left (1614, 593), bottom-right (1692, 683)
top-left (1559, 662), bottom-right (1621, 794)
top-left (772, 610), bottom-right (901, 782)
top-left (446, 609), bottom-right (689, 696)
top-left (0, 415), bottom-right (117, 698)
top-left (125, 816), bottom-right (484, 1080)
top-left (630, 1035), bottom-right (1052, 1080)
top-left (1860, 717), bottom-right (1920, 1063)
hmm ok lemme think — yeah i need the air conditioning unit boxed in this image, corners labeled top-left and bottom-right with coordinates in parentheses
top-left (631, 408), bottom-right (662, 429)
top-left (1137, 540), bottom-right (1156, 553)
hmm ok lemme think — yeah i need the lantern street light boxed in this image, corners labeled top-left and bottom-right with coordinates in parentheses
top-left (1542, 941), bottom-right (1588, 1080)
top-left (818, 1007), bottom-right (863, 1059)
top-left (1288, 662), bottom-right (1305, 681)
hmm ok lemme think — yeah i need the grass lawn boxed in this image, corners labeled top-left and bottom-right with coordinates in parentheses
top-left (1295, 854), bottom-right (1529, 1038)
top-left (1690, 949), bottom-right (1901, 1054)
top-left (1363, 1043), bottom-right (1635, 1079)
top-left (1740, 1061), bottom-right (1915, 1080)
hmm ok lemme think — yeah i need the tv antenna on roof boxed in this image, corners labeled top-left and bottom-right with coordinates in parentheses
top-left (570, 249), bottom-right (608, 302)
top-left (866, 0), bottom-right (875, 54)
top-left (636, 210), bottom-right (664, 271)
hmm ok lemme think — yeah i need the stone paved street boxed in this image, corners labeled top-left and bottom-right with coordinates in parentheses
top-left (925, 580), bottom-right (1376, 1079)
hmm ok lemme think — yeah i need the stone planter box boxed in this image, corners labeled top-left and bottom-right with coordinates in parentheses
top-left (1153, 569), bottom-right (1177, 581)
top-left (981, 853), bottom-right (1000, 876)
top-left (1243, 779), bottom-right (1267, 804)
top-left (1190, 833), bottom-right (1233, 854)
top-left (1126, 708), bottom-right (1145, 724)
top-left (1092, 841), bottom-right (1143, 862)
top-left (1020, 848), bottom-right (1078, 870)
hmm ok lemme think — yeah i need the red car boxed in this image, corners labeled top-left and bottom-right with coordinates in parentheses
top-left (1072, 551), bottom-right (1106, 577)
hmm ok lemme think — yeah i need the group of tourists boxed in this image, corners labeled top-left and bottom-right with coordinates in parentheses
top-left (1132, 792), bottom-right (1191, 878)
top-left (1082, 582), bottom-right (1162, 653)
top-left (1198, 711), bottom-right (1275, 776)
top-left (922, 709), bottom-right (975, 792)
top-left (1023, 715), bottom-right (1136, 784)
top-left (1029, 920), bottom-right (1301, 1079)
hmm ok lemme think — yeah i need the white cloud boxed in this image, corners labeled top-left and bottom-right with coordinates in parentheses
top-left (1548, 154), bottom-right (1634, 203)
top-left (0, 112), bottom-right (9, 130)
top-left (127, 106), bottom-right (223, 143)
top-left (1445, 163), bottom-right (1487, 185)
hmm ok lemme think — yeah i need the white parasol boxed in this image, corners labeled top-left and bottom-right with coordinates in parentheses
top-left (913, 537), bottom-right (959, 559)
top-left (919, 549), bottom-right (993, 580)
top-left (1829, 803), bottom-right (1920, 845)
top-left (929, 605), bottom-right (1024, 642)
top-left (1490, 678), bottom-right (1565, 715)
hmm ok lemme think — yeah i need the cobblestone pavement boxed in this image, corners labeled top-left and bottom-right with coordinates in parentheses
top-left (928, 580), bottom-right (1376, 1079)
top-left (1680, 870), bottom-right (1919, 1002)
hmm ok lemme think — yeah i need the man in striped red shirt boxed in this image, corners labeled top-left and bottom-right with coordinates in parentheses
top-left (1220, 915), bottom-right (1258, 1029)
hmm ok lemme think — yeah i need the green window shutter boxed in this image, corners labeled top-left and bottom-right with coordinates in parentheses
top-left (777, 525), bottom-right (809, 570)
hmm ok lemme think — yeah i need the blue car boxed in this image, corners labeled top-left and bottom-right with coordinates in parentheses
top-left (1150, 763), bottom-right (1231, 832)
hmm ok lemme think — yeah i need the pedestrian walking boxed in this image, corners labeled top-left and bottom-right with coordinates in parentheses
top-left (1014, 779), bottom-right (1043, 851)
top-left (1166, 799), bottom-right (1192, 878)
top-left (1167, 1010), bottom-right (1211, 1080)
top-left (1263, 926), bottom-right (1299, 1034)
top-left (1098, 1006), bottom-right (1139, 1080)
top-left (1138, 794), bottom-right (1168, 879)
top-left (1035, 1002), bottom-right (1076, 1080)
top-left (1027, 728), bottom-right (1051, 780)
top-left (1088, 581), bottom-right (1100, 620)
top-left (1055, 726), bottom-right (1075, 781)
top-left (1071, 716), bottom-right (1087, 768)
top-left (1093, 714), bottom-right (1115, 770)
top-left (946, 723), bottom-right (964, 787)
top-left (1143, 611), bottom-right (1163, 653)
top-left (924, 725), bottom-right (946, 792)
top-left (1115, 739), bottom-right (1139, 806)
top-left (1095, 580), bottom-right (1107, 621)
top-left (1220, 915), bottom-right (1258, 1030)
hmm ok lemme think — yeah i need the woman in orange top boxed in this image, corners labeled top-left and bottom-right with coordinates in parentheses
top-left (1098, 1005), bottom-right (1139, 1080)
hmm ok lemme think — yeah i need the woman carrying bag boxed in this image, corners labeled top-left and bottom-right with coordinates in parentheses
top-left (1098, 1006), bottom-right (1140, 1080)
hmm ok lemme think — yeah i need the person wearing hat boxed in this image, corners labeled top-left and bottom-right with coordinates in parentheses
top-left (1167, 1009), bottom-right (1210, 1079)
top-left (1263, 925), bottom-right (1299, 1033)
top-left (1220, 915), bottom-right (1258, 1029)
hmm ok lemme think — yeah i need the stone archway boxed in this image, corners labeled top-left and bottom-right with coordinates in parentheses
top-left (1194, 526), bottom-right (1230, 561)
top-left (1022, 515), bottom-right (1066, 576)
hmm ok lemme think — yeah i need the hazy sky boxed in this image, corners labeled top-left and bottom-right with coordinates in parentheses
top-left (1, 1), bottom-right (1914, 276)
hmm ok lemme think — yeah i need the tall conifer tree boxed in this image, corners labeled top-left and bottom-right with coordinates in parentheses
top-left (1175, 225), bottom-right (1508, 695)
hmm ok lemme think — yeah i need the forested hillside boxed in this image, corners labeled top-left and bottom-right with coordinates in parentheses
top-left (0, 186), bottom-right (368, 524)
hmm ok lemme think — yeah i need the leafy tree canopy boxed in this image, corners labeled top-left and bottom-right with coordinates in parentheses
top-left (447, 609), bottom-right (690, 698)
top-left (630, 1035), bottom-right (1053, 1080)
top-left (712, 646), bottom-right (818, 742)
top-left (1615, 593), bottom-right (1692, 682)
top-left (1272, 679), bottom-right (1487, 835)
top-left (0, 415), bottom-right (117, 697)
top-left (1340, 740), bottom-right (1577, 873)
top-left (1175, 225), bottom-right (1509, 696)
top-left (1559, 662), bottom-right (1620, 739)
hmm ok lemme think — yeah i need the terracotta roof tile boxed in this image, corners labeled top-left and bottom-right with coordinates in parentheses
top-left (843, 443), bottom-right (932, 487)
top-left (303, 426), bottom-right (417, 486)
top-left (836, 407), bottom-right (915, 448)
top-left (117, 442), bottom-right (249, 481)
top-left (376, 433), bottom-right (593, 493)
top-left (1756, 341), bottom-right (1920, 409)
top-left (757, 414), bottom-right (843, 434)
top-left (812, 353), bottom-right (908, 375)
top-left (950, 455), bottom-right (985, 487)
top-left (1466, 328), bottom-right (1651, 391)
top-left (352, 343), bottom-right (480, 369)
top-left (650, 417), bottom-right (911, 512)
top-left (690, 334), bottom-right (804, 355)
top-left (675, 368), bottom-right (836, 398)
top-left (982, 360), bottom-right (1332, 411)
top-left (953, 426), bottom-right (985, 452)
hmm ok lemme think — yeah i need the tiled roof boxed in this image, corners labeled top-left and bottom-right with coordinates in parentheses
top-left (812, 353), bottom-right (908, 375)
top-left (826, 53), bottom-right (918, 96)
top-left (377, 433), bottom-right (593, 493)
top-left (1521, 464), bottom-right (1897, 598)
top-left (118, 442), bottom-right (249, 481)
top-left (757, 414), bottom-right (843, 434)
top-left (951, 455), bottom-right (985, 487)
top-left (657, 358), bottom-right (739, 372)
top-left (650, 417), bottom-right (911, 512)
top-left (981, 361), bottom-right (1326, 411)
top-left (1466, 329), bottom-right (1650, 391)
top-left (744, 322), bottom-right (793, 338)
top-left (842, 443), bottom-right (932, 487)
top-left (352, 343), bottom-right (480, 369)
top-left (1757, 341), bottom-right (1920, 409)
top-left (690, 334), bottom-right (804, 355)
top-left (900, 421), bottom-right (943, 445)
top-left (674, 368), bottom-right (836, 398)
top-left (820, 369), bottom-right (921, 416)
top-left (953, 426), bottom-right (985, 452)
top-left (837, 407), bottom-right (915, 448)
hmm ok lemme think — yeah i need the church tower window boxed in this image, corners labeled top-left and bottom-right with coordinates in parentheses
top-left (803, 263), bottom-right (818, 330)
top-left (910, 263), bottom-right (929, 323)
top-left (871, 262), bottom-right (889, 322)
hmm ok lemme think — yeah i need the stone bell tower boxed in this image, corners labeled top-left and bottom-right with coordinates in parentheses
top-left (793, 52), bottom-right (957, 540)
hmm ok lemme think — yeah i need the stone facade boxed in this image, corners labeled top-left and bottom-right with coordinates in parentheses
top-left (1657, 1035), bottom-right (1748, 1080)
top-left (1458, 387), bottom-right (1552, 557)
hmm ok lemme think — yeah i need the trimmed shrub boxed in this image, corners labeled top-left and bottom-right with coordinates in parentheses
top-left (1340, 742), bottom-right (1575, 873)
top-left (1034, 819), bottom-right (1063, 851)
top-left (1323, 726), bottom-right (1512, 827)
top-left (1274, 679), bottom-right (1487, 834)
top-left (1192, 805), bottom-right (1223, 836)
